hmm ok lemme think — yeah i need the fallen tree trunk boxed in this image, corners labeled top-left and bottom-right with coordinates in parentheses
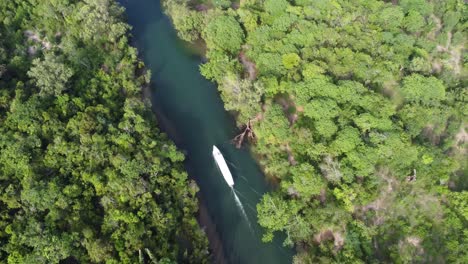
top-left (233, 119), bottom-right (256, 148)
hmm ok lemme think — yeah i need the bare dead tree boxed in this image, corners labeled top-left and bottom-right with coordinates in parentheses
top-left (232, 119), bottom-right (256, 148)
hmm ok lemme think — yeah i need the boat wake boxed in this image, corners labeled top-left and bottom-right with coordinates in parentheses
top-left (238, 176), bottom-right (263, 198)
top-left (232, 188), bottom-right (253, 231)
top-left (234, 190), bottom-right (257, 214)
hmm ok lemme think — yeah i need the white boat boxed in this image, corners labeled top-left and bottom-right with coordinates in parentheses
top-left (212, 145), bottom-right (234, 187)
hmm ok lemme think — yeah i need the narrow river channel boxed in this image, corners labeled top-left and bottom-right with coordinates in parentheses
top-left (119, 1), bottom-right (293, 263)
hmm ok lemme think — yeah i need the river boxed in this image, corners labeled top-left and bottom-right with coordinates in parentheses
top-left (118, 1), bottom-right (293, 263)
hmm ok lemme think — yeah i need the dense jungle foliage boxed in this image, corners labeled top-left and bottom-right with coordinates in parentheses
top-left (164, 0), bottom-right (467, 262)
top-left (0, 0), bottom-right (209, 263)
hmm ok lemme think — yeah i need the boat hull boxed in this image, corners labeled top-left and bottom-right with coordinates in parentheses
top-left (212, 146), bottom-right (235, 186)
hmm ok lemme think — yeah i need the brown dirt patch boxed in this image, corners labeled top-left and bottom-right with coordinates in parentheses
top-left (24, 30), bottom-right (53, 51)
top-left (239, 50), bottom-right (257, 81)
top-left (314, 229), bottom-right (345, 251)
top-left (454, 124), bottom-right (468, 155)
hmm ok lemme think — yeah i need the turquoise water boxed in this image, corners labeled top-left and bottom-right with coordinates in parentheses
top-left (119, 1), bottom-right (293, 263)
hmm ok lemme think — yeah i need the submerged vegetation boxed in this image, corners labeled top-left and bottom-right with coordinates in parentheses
top-left (164, 0), bottom-right (467, 262)
top-left (0, 0), bottom-right (208, 263)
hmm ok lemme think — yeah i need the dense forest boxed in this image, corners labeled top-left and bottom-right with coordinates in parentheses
top-left (0, 0), bottom-right (208, 263)
top-left (164, 0), bottom-right (467, 263)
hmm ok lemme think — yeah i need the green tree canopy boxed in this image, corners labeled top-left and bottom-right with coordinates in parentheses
top-left (400, 74), bottom-right (446, 105)
top-left (27, 54), bottom-right (74, 97)
top-left (0, 1), bottom-right (209, 263)
top-left (203, 15), bottom-right (245, 54)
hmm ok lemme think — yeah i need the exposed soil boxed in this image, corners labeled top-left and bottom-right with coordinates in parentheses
top-left (24, 30), bottom-right (53, 52)
top-left (454, 124), bottom-right (467, 155)
top-left (276, 96), bottom-right (299, 126)
top-left (358, 168), bottom-right (399, 225)
top-left (314, 229), bottom-right (345, 251)
top-left (434, 30), bottom-right (465, 75)
top-left (195, 4), bottom-right (209, 11)
top-left (284, 143), bottom-right (297, 166)
top-left (428, 15), bottom-right (442, 41)
top-left (239, 50), bottom-right (258, 81)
